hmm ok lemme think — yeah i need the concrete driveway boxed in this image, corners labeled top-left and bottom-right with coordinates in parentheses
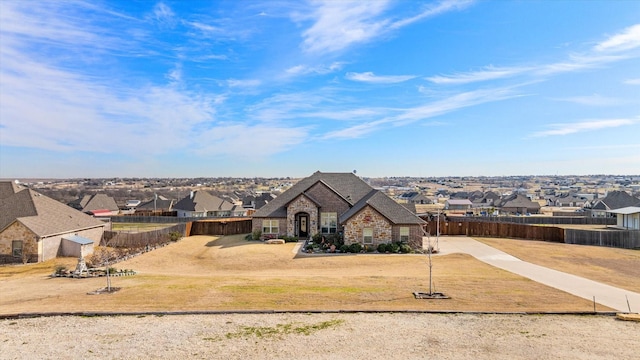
top-left (432, 236), bottom-right (640, 312)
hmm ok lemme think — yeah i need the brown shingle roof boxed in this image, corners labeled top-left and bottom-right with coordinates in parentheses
top-left (340, 190), bottom-right (426, 225)
top-left (75, 194), bottom-right (119, 212)
top-left (253, 171), bottom-right (373, 218)
top-left (0, 185), bottom-right (105, 236)
top-left (174, 191), bottom-right (234, 212)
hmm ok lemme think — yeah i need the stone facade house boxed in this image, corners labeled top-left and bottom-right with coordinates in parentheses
top-left (251, 172), bottom-right (426, 248)
top-left (0, 182), bottom-right (107, 263)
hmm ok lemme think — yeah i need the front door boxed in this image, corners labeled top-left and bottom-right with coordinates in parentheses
top-left (298, 215), bottom-right (309, 238)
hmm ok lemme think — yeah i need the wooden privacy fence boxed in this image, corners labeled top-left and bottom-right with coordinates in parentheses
top-left (190, 219), bottom-right (253, 236)
top-left (565, 229), bottom-right (640, 249)
top-left (103, 223), bottom-right (187, 248)
top-left (425, 220), bottom-right (565, 243)
top-left (445, 216), bottom-right (616, 225)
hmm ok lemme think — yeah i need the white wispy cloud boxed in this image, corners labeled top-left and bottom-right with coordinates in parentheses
top-left (554, 94), bottom-right (622, 106)
top-left (0, 1), bottom-right (310, 160)
top-left (427, 65), bottom-right (531, 84)
top-left (345, 71), bottom-right (415, 83)
top-left (285, 62), bottom-right (344, 76)
top-left (225, 79), bottom-right (262, 88)
top-left (624, 78), bottom-right (640, 85)
top-left (149, 2), bottom-right (177, 28)
top-left (593, 24), bottom-right (640, 52)
top-left (298, 0), bottom-right (473, 54)
top-left (390, 0), bottom-right (475, 29)
top-left (427, 24), bottom-right (640, 85)
top-left (323, 85), bottom-right (520, 139)
top-left (531, 118), bottom-right (637, 137)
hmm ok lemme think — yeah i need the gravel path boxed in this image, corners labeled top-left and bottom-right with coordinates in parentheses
top-left (1, 313), bottom-right (638, 359)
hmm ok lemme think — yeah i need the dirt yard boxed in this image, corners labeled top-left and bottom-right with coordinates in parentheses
top-left (0, 234), bottom-right (620, 314)
top-left (1, 313), bottom-right (638, 359)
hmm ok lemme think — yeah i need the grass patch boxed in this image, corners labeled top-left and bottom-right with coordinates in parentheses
top-left (222, 319), bottom-right (345, 340)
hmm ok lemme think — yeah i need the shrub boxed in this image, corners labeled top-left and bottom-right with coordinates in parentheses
top-left (244, 233), bottom-right (253, 241)
top-left (283, 236), bottom-right (299, 243)
top-left (168, 231), bottom-right (182, 242)
top-left (251, 229), bottom-right (262, 241)
top-left (339, 244), bottom-right (349, 253)
top-left (377, 243), bottom-right (388, 253)
top-left (327, 233), bottom-right (344, 247)
top-left (54, 265), bottom-right (67, 276)
top-left (388, 242), bottom-right (400, 253)
top-left (349, 243), bottom-right (362, 253)
top-left (312, 233), bottom-right (323, 243)
top-left (399, 244), bottom-right (412, 254)
top-left (305, 244), bottom-right (314, 251)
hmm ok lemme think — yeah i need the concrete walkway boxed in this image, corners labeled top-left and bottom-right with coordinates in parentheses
top-left (434, 236), bottom-right (640, 312)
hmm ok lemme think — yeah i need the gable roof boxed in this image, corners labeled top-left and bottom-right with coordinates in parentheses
top-left (0, 184), bottom-right (105, 236)
top-left (173, 191), bottom-right (234, 212)
top-left (592, 191), bottom-right (640, 210)
top-left (496, 194), bottom-right (541, 209)
top-left (339, 190), bottom-right (426, 225)
top-left (137, 198), bottom-right (174, 210)
top-left (71, 193), bottom-right (119, 212)
top-left (253, 171), bottom-right (373, 218)
top-left (0, 181), bottom-right (22, 200)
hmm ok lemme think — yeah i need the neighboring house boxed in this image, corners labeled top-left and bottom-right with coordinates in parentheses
top-left (242, 192), bottom-right (276, 211)
top-left (472, 191), bottom-right (500, 208)
top-left (608, 207), bottom-right (640, 230)
top-left (444, 199), bottom-right (473, 211)
top-left (125, 200), bottom-right (141, 209)
top-left (70, 193), bottom-right (119, 215)
top-left (174, 190), bottom-right (243, 217)
top-left (588, 191), bottom-right (640, 218)
top-left (547, 193), bottom-right (588, 207)
top-left (397, 192), bottom-right (432, 204)
top-left (0, 182), bottom-right (106, 263)
top-left (135, 196), bottom-right (175, 213)
top-left (252, 171), bottom-right (426, 247)
top-left (495, 194), bottom-right (541, 215)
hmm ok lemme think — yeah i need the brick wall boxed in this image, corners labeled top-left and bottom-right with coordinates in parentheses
top-left (252, 217), bottom-right (286, 237)
top-left (306, 182), bottom-right (351, 214)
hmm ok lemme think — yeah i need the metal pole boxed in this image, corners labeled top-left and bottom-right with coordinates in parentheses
top-left (436, 208), bottom-right (440, 252)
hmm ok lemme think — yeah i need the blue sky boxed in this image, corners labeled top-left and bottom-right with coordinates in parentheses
top-left (1, 0), bottom-right (639, 179)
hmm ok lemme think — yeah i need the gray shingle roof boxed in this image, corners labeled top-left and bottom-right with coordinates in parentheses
top-left (73, 194), bottom-right (119, 212)
top-left (340, 190), bottom-right (426, 225)
top-left (496, 194), bottom-right (541, 209)
top-left (137, 198), bottom-right (174, 210)
top-left (592, 191), bottom-right (640, 210)
top-left (253, 171), bottom-right (373, 218)
top-left (0, 184), bottom-right (105, 236)
top-left (174, 191), bottom-right (234, 212)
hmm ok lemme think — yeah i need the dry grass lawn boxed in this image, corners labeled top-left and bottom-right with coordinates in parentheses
top-left (0, 234), bottom-right (611, 315)
top-left (474, 237), bottom-right (640, 293)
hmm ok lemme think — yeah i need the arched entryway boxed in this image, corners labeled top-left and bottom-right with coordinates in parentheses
top-left (295, 212), bottom-right (310, 239)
